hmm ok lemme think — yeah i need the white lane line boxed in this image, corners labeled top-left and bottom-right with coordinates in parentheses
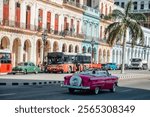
top-left (0, 93), bottom-right (16, 97)
top-left (119, 89), bottom-right (134, 93)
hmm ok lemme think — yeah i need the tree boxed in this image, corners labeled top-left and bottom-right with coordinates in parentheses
top-left (105, 0), bottom-right (146, 74)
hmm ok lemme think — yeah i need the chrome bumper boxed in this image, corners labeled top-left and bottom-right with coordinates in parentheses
top-left (61, 84), bottom-right (90, 90)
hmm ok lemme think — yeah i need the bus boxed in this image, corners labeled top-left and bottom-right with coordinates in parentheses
top-left (46, 52), bottom-right (101, 73)
top-left (0, 49), bottom-right (12, 74)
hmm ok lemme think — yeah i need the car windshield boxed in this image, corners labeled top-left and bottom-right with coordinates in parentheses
top-left (18, 62), bottom-right (28, 66)
top-left (79, 69), bottom-right (108, 77)
top-left (131, 59), bottom-right (142, 62)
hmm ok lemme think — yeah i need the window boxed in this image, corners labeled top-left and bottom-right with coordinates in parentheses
top-left (149, 1), bottom-right (150, 9)
top-left (64, 17), bottom-right (68, 30)
top-left (47, 12), bottom-right (51, 32)
top-left (133, 2), bottom-right (137, 10)
top-left (121, 2), bottom-right (124, 8)
top-left (70, 19), bottom-right (74, 33)
top-left (15, 2), bottom-right (20, 27)
top-left (77, 21), bottom-right (80, 34)
top-left (114, 2), bottom-right (119, 6)
top-left (101, 3), bottom-right (103, 14)
top-left (105, 4), bottom-right (107, 15)
top-left (54, 14), bottom-right (59, 32)
top-left (26, 6), bottom-right (31, 29)
top-left (3, 0), bottom-right (9, 25)
top-left (38, 9), bottom-right (43, 30)
top-left (141, 1), bottom-right (144, 9)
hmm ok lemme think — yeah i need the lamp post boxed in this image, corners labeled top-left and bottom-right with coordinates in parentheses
top-left (42, 30), bottom-right (48, 66)
top-left (143, 46), bottom-right (146, 60)
top-left (91, 38), bottom-right (95, 64)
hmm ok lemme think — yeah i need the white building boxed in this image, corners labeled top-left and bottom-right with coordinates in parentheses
top-left (0, 0), bottom-right (86, 67)
top-left (111, 4), bottom-right (150, 65)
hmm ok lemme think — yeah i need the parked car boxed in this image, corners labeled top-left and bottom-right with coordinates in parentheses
top-left (106, 63), bottom-right (118, 70)
top-left (101, 64), bottom-right (107, 70)
top-left (61, 69), bottom-right (119, 95)
top-left (119, 64), bottom-right (129, 70)
top-left (12, 62), bottom-right (41, 74)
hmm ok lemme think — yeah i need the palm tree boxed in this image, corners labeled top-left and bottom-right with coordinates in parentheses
top-left (105, 0), bottom-right (146, 74)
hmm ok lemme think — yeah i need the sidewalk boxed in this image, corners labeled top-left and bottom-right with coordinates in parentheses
top-left (0, 71), bottom-right (150, 87)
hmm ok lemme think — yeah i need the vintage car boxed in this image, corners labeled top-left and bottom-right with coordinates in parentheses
top-left (61, 69), bottom-right (119, 94)
top-left (12, 62), bottom-right (41, 74)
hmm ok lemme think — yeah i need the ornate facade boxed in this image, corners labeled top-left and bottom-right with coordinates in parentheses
top-left (0, 0), bottom-right (86, 66)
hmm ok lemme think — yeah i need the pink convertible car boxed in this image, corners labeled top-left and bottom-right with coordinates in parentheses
top-left (61, 69), bottom-right (119, 94)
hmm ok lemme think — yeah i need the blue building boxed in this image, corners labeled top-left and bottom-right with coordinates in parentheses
top-left (82, 6), bottom-right (100, 63)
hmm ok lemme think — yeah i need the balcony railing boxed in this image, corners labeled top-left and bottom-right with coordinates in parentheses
top-left (0, 19), bottom-right (84, 39)
top-left (131, 9), bottom-right (150, 13)
top-left (63, 0), bottom-right (85, 10)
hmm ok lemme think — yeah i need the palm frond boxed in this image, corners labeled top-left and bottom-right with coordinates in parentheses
top-left (111, 9), bottom-right (125, 20)
top-left (125, 0), bottom-right (132, 17)
top-left (106, 24), bottom-right (125, 46)
top-left (129, 13), bottom-right (147, 23)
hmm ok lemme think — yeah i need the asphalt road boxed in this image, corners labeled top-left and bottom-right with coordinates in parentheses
top-left (0, 77), bottom-right (150, 100)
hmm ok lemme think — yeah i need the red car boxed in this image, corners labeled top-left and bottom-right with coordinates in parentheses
top-left (61, 69), bottom-right (118, 94)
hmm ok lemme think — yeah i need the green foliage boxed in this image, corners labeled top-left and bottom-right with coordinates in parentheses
top-left (105, 0), bottom-right (146, 47)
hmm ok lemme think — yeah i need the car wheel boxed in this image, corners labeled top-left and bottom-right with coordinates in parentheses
top-left (24, 70), bottom-right (27, 74)
top-left (68, 88), bottom-right (75, 94)
top-left (110, 84), bottom-right (116, 92)
top-left (13, 73), bottom-right (16, 75)
top-left (94, 87), bottom-right (100, 95)
top-left (34, 70), bottom-right (38, 74)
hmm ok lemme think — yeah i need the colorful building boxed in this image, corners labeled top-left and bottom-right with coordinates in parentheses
top-left (0, 0), bottom-right (87, 67)
top-left (82, 5), bottom-right (100, 63)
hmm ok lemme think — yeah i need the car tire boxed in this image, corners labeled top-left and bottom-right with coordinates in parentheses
top-left (34, 70), bottom-right (38, 74)
top-left (68, 88), bottom-right (75, 94)
top-left (110, 84), bottom-right (116, 92)
top-left (13, 73), bottom-right (16, 75)
top-left (94, 87), bottom-right (100, 95)
top-left (24, 70), bottom-right (27, 75)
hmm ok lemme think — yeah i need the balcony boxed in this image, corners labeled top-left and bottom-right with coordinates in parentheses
top-left (84, 6), bottom-right (100, 18)
top-left (131, 9), bottom-right (150, 13)
top-left (84, 35), bottom-right (99, 43)
top-left (63, 0), bottom-right (85, 12)
top-left (0, 19), bottom-right (84, 39)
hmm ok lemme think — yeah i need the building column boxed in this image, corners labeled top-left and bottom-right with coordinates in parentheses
top-left (19, 40), bottom-right (24, 63)
top-left (31, 3), bottom-right (36, 30)
top-left (43, 10), bottom-right (47, 30)
top-left (0, 0), bottom-right (3, 21)
top-left (9, 0), bottom-right (15, 26)
top-left (20, 1), bottom-right (26, 29)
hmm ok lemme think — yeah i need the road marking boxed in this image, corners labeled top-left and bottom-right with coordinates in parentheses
top-left (0, 93), bottom-right (16, 97)
top-left (120, 89), bottom-right (133, 92)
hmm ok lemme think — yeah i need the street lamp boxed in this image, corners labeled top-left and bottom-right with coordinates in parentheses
top-left (42, 30), bottom-right (48, 66)
top-left (143, 46), bottom-right (146, 60)
top-left (91, 38), bottom-right (95, 64)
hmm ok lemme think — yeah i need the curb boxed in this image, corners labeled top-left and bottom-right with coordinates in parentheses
top-left (0, 80), bottom-right (64, 87)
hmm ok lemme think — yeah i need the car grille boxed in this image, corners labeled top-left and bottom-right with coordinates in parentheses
top-left (132, 64), bottom-right (139, 66)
